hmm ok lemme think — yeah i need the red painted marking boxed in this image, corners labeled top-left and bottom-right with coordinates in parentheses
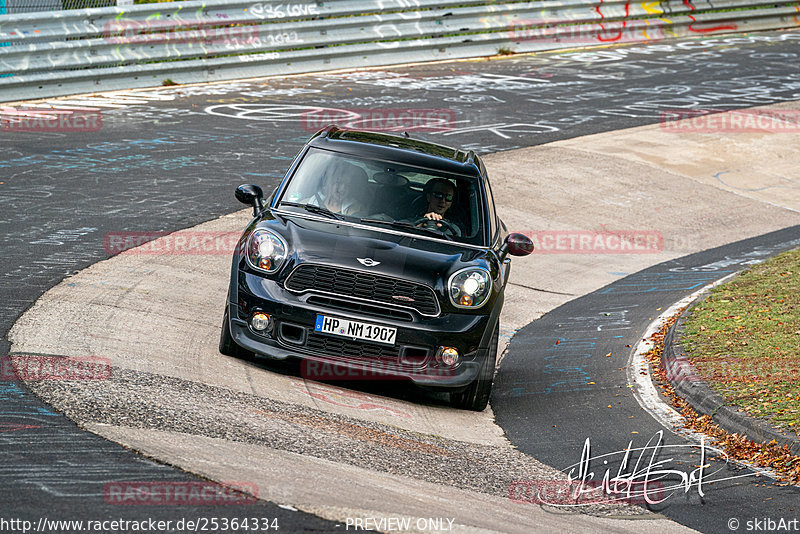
top-left (683, 0), bottom-right (738, 33)
top-left (0, 423), bottom-right (41, 433)
top-left (595, 0), bottom-right (629, 42)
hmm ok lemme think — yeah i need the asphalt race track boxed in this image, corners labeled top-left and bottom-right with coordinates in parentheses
top-left (494, 227), bottom-right (800, 533)
top-left (2, 29), bottom-right (800, 531)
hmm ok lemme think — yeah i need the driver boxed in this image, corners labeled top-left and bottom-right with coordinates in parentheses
top-left (416, 178), bottom-right (461, 237)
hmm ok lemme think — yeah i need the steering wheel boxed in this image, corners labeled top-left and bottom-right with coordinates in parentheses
top-left (413, 216), bottom-right (460, 238)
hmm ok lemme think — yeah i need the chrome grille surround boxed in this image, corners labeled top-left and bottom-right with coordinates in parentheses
top-left (284, 263), bottom-right (440, 317)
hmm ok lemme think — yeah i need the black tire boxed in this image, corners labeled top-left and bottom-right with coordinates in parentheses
top-left (450, 324), bottom-right (498, 411)
top-left (219, 308), bottom-right (254, 360)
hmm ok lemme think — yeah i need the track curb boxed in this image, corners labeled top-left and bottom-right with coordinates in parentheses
top-left (662, 290), bottom-right (800, 457)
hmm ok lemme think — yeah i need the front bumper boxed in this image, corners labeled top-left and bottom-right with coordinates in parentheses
top-left (228, 270), bottom-right (498, 390)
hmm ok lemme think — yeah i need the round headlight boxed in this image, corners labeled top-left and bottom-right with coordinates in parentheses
top-left (463, 276), bottom-right (480, 295)
top-left (246, 229), bottom-right (287, 274)
top-left (258, 239), bottom-right (274, 258)
top-left (448, 268), bottom-right (491, 309)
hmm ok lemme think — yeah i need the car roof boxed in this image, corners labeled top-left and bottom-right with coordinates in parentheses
top-left (306, 126), bottom-right (482, 178)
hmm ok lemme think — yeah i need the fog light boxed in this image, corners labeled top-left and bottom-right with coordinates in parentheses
top-left (437, 346), bottom-right (460, 367)
top-left (251, 312), bottom-right (273, 333)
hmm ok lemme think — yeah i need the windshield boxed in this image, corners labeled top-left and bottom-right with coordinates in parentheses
top-left (277, 148), bottom-right (486, 246)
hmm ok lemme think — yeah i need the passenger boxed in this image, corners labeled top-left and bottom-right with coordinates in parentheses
top-left (305, 161), bottom-right (367, 216)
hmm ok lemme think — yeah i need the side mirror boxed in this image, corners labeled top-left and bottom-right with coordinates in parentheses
top-left (500, 233), bottom-right (534, 258)
top-left (235, 184), bottom-right (264, 216)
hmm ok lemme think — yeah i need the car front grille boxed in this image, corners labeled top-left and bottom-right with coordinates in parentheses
top-left (276, 323), bottom-right (431, 371)
top-left (304, 332), bottom-right (401, 361)
top-left (285, 264), bottom-right (439, 316)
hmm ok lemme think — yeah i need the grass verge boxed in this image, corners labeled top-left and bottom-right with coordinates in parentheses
top-left (681, 248), bottom-right (800, 435)
top-left (644, 313), bottom-right (800, 485)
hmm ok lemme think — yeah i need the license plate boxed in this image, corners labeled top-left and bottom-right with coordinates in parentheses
top-left (314, 315), bottom-right (397, 346)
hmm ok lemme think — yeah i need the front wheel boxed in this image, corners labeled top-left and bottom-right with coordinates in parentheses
top-left (219, 308), bottom-right (254, 360)
top-left (450, 324), bottom-right (498, 411)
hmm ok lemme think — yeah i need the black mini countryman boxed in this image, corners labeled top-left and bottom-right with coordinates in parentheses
top-left (220, 127), bottom-right (533, 411)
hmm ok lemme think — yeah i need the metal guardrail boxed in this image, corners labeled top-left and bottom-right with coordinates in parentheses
top-left (2, 0), bottom-right (114, 15)
top-left (0, 0), bottom-right (798, 102)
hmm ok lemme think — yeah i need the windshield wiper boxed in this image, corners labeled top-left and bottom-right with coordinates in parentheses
top-left (360, 218), bottom-right (452, 240)
top-left (281, 202), bottom-right (343, 220)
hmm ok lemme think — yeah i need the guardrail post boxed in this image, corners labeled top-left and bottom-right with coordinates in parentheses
top-left (0, 0), bottom-right (8, 77)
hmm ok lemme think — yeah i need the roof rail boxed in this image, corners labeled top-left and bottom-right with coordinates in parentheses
top-left (320, 125), bottom-right (340, 138)
top-left (466, 150), bottom-right (476, 166)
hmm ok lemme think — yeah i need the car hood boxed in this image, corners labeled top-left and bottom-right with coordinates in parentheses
top-left (260, 212), bottom-right (495, 286)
